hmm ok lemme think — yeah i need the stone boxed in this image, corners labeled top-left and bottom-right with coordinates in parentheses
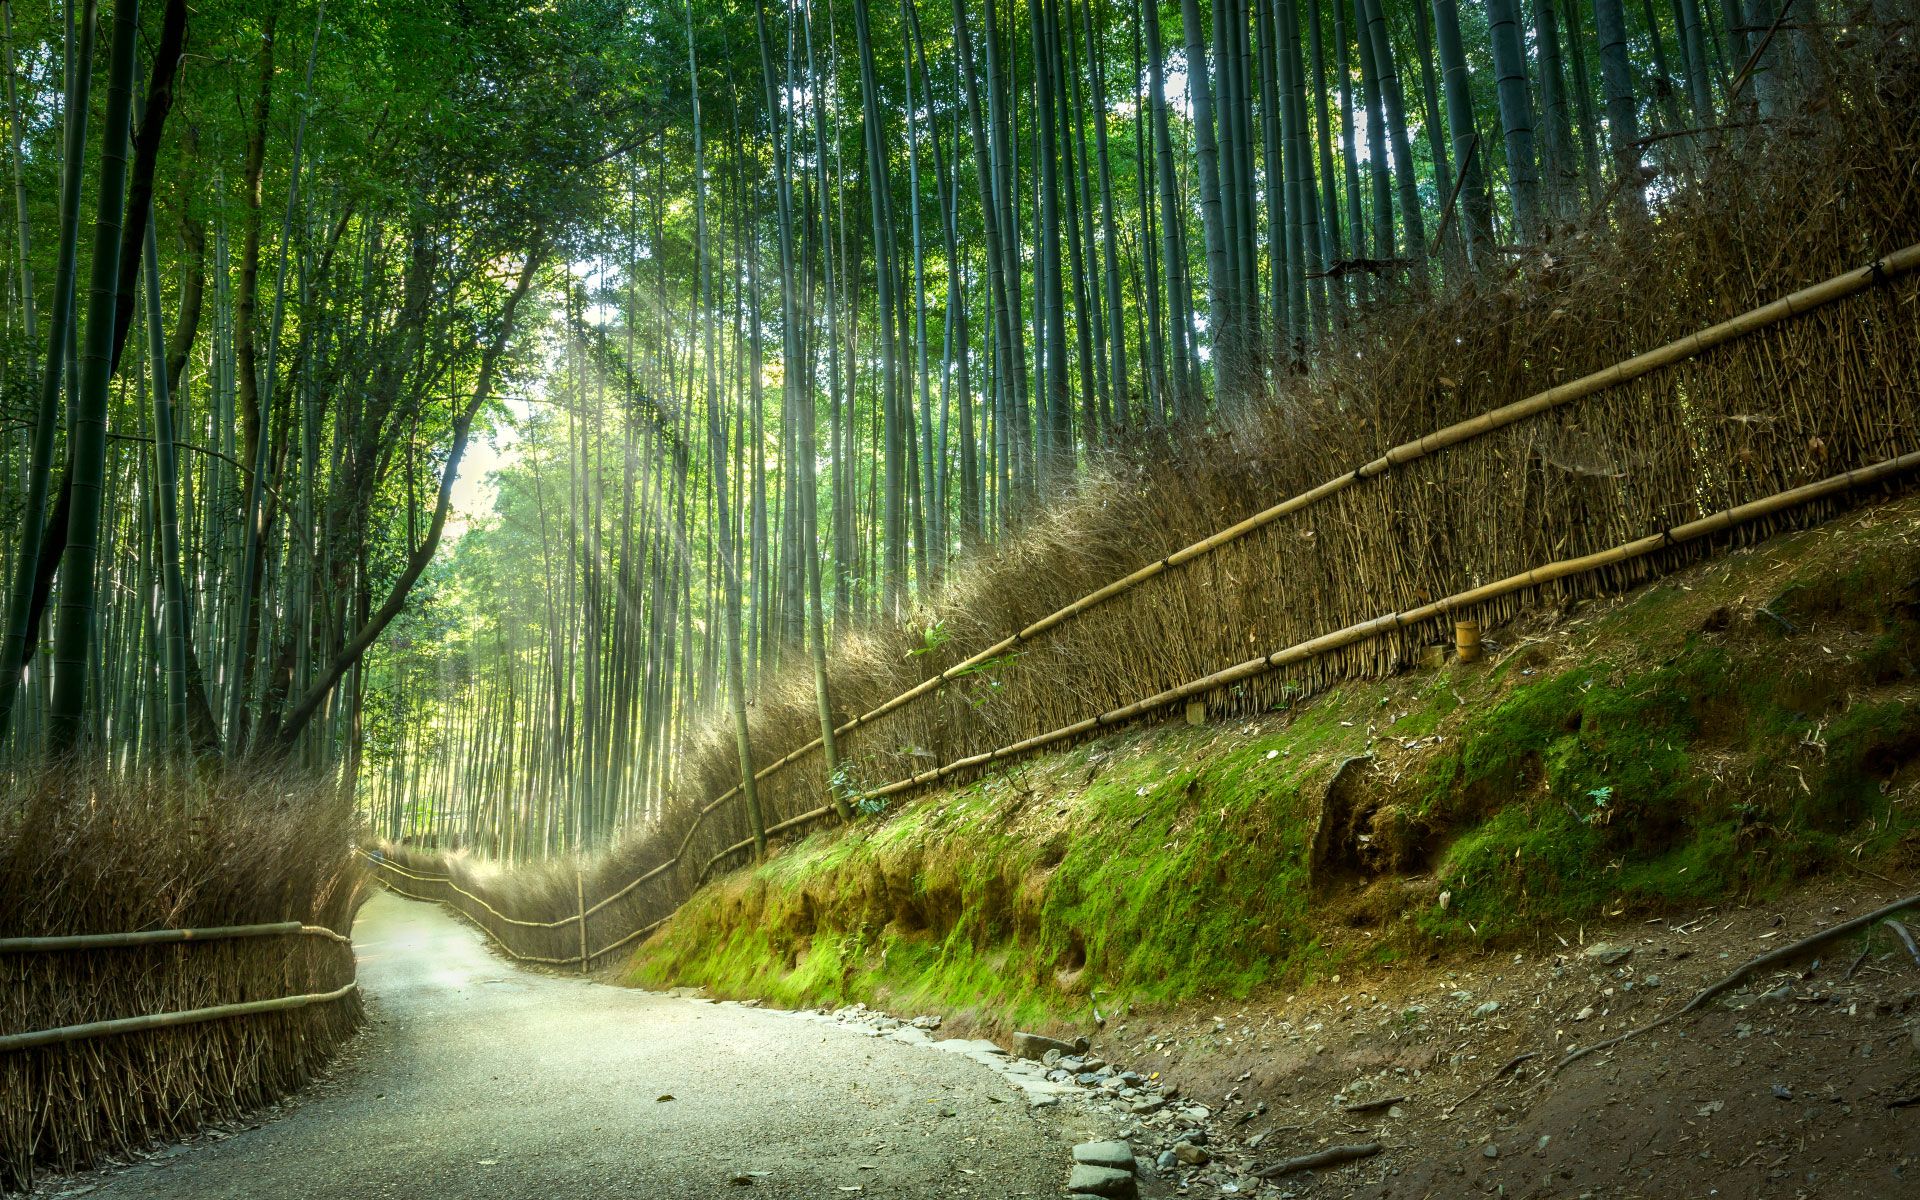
top-left (1482, 1144), bottom-right (1499, 1159)
top-left (1177, 1105), bottom-right (1211, 1123)
top-left (1583, 943), bottom-right (1632, 965)
top-left (1072, 1141), bottom-right (1136, 1171)
top-left (1067, 1164), bottom-right (1138, 1198)
top-left (1128, 1097), bottom-right (1166, 1115)
top-left (1013, 1031), bottom-right (1087, 1061)
top-left (1155, 1150), bottom-right (1179, 1172)
top-left (1174, 1141), bottom-right (1210, 1166)
top-left (1472, 1001), bottom-right (1501, 1019)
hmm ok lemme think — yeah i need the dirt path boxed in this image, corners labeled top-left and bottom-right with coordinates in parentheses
top-left (75, 891), bottom-right (1071, 1199)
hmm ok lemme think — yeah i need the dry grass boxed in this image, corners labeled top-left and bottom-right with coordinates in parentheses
top-left (0, 769), bottom-right (364, 1190)
top-left (393, 43), bottom-right (1920, 964)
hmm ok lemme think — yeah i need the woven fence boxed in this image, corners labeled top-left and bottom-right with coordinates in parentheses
top-left (381, 58), bottom-right (1920, 964)
top-left (0, 774), bottom-right (364, 1191)
top-left (0, 920), bottom-right (361, 1190)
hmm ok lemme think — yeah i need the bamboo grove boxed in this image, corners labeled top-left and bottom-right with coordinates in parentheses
top-left (0, 0), bottom-right (633, 775)
top-left (357, 0), bottom-right (1894, 855)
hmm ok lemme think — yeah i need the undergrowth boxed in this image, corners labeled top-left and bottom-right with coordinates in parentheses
top-left (630, 497), bottom-right (1920, 1031)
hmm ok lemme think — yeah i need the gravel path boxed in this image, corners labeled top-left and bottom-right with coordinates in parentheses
top-left (83, 890), bottom-right (1071, 1199)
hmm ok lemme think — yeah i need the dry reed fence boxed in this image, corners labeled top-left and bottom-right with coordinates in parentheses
top-left (380, 49), bottom-right (1920, 964)
top-left (0, 771), bottom-right (364, 1191)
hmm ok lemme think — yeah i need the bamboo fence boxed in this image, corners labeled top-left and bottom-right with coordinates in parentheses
top-left (0, 920), bottom-right (361, 1189)
top-left (390, 87), bottom-right (1920, 966)
top-left (372, 248), bottom-right (1920, 962)
top-left (0, 777), bottom-right (365, 1191)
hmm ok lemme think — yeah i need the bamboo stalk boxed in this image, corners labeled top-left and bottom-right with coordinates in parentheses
top-left (0, 982), bottom-right (359, 1054)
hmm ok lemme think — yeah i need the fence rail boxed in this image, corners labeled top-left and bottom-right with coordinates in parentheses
top-left (0, 921), bottom-right (358, 1055)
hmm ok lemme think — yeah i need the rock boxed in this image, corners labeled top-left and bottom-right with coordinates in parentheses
top-left (1067, 1164), bottom-right (1138, 1198)
top-left (1176, 1105), bottom-right (1212, 1123)
top-left (1174, 1141), bottom-right (1209, 1166)
top-left (1013, 1031), bottom-right (1088, 1061)
top-left (1129, 1097), bottom-right (1166, 1115)
top-left (1482, 1144), bottom-right (1499, 1159)
top-left (910, 1014), bottom-right (942, 1030)
top-left (1583, 943), bottom-right (1632, 965)
top-left (1155, 1150), bottom-right (1179, 1172)
top-left (1182, 1129), bottom-right (1208, 1146)
top-left (1472, 1001), bottom-right (1501, 1019)
top-left (1072, 1141), bottom-right (1136, 1171)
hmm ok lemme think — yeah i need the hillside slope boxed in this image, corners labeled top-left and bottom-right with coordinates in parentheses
top-left (629, 491), bottom-right (1920, 1029)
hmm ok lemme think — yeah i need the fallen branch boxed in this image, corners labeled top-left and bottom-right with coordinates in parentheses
top-left (1846, 928), bottom-right (1877, 980)
top-left (1443, 1050), bottom-right (1541, 1116)
top-left (1341, 1094), bottom-right (1406, 1114)
top-left (1886, 919), bottom-right (1920, 967)
top-left (1556, 893), bottom-right (1920, 1073)
top-left (1253, 1143), bottom-right (1383, 1179)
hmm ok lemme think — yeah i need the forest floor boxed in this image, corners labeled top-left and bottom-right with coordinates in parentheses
top-left (42, 891), bottom-right (1078, 1200)
top-left (1009, 872), bottom-right (1920, 1198)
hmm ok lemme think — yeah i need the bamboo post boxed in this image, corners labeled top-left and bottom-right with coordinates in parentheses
top-left (575, 867), bottom-right (588, 973)
top-left (1454, 619), bottom-right (1482, 663)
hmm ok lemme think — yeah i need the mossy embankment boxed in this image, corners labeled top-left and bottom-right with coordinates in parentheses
top-left (628, 496), bottom-right (1920, 1031)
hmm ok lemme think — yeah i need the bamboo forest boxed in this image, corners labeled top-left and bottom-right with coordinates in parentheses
top-left (4, 0), bottom-right (1920, 1191)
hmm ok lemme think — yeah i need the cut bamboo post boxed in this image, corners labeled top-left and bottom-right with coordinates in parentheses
top-left (1454, 619), bottom-right (1483, 663)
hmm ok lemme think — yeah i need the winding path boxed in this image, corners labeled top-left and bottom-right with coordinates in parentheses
top-left (85, 890), bottom-right (1069, 1199)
